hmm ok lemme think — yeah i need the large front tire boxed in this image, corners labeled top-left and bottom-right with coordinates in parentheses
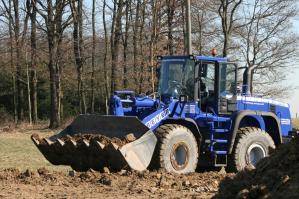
top-left (231, 127), bottom-right (275, 171)
top-left (153, 124), bottom-right (199, 174)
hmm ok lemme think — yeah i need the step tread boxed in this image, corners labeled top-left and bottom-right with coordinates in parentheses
top-left (213, 139), bottom-right (228, 143)
top-left (214, 151), bottom-right (227, 155)
top-left (214, 129), bottom-right (229, 133)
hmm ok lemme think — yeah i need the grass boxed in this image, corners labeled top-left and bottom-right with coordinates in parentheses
top-left (0, 128), bottom-right (70, 172)
top-left (292, 119), bottom-right (299, 130)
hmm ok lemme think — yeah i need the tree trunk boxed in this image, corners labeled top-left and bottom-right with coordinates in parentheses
top-left (48, 40), bottom-right (61, 128)
top-left (71, 0), bottom-right (86, 114)
top-left (133, 0), bottom-right (141, 88)
top-left (103, 0), bottom-right (109, 114)
top-left (13, 0), bottom-right (24, 122)
top-left (91, 0), bottom-right (96, 113)
top-left (45, 0), bottom-right (66, 129)
top-left (122, 0), bottom-right (131, 89)
top-left (138, 0), bottom-right (146, 94)
top-left (8, 0), bottom-right (18, 124)
top-left (29, 0), bottom-right (38, 123)
top-left (223, 33), bottom-right (229, 57)
top-left (110, 0), bottom-right (124, 93)
top-left (26, 51), bottom-right (32, 125)
top-left (167, 0), bottom-right (175, 55)
top-left (218, 0), bottom-right (243, 57)
top-left (150, 0), bottom-right (158, 93)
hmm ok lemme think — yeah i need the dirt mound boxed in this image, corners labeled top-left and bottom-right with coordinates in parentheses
top-left (61, 134), bottom-right (131, 147)
top-left (0, 168), bottom-right (230, 198)
top-left (216, 136), bottom-right (299, 198)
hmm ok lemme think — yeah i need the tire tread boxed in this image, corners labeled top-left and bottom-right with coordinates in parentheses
top-left (151, 124), bottom-right (198, 173)
top-left (230, 127), bottom-right (275, 171)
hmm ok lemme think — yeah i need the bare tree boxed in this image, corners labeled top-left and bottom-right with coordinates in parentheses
top-left (1, 0), bottom-right (30, 123)
top-left (110, 0), bottom-right (124, 93)
top-left (102, 0), bottom-right (109, 113)
top-left (0, 0), bottom-right (297, 125)
top-left (13, 0), bottom-right (23, 122)
top-left (26, 0), bottom-right (38, 123)
top-left (149, 0), bottom-right (159, 93)
top-left (216, 0), bottom-right (243, 56)
top-left (133, 0), bottom-right (141, 88)
top-left (166, 0), bottom-right (176, 55)
top-left (192, 0), bottom-right (219, 55)
top-left (238, 0), bottom-right (298, 95)
top-left (8, 0), bottom-right (18, 123)
top-left (122, 0), bottom-right (131, 89)
top-left (35, 0), bottom-right (71, 128)
top-left (70, 0), bottom-right (86, 114)
top-left (90, 0), bottom-right (96, 113)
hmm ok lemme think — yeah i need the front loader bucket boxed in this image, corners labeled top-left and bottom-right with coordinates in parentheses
top-left (31, 115), bottom-right (157, 172)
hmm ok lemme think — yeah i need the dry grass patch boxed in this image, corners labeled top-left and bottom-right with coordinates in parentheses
top-left (292, 119), bottom-right (299, 130)
top-left (0, 128), bottom-right (70, 172)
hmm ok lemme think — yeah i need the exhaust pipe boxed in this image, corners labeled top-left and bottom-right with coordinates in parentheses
top-left (242, 67), bottom-right (254, 95)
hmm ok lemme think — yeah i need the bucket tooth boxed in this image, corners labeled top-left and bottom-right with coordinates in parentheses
top-left (63, 138), bottom-right (79, 166)
top-left (61, 136), bottom-right (92, 172)
top-left (43, 138), bottom-right (53, 146)
top-left (111, 142), bottom-right (119, 150)
top-left (64, 138), bottom-right (78, 152)
top-left (90, 137), bottom-right (106, 151)
top-left (78, 138), bottom-right (90, 148)
top-left (56, 138), bottom-right (65, 147)
top-left (31, 134), bottom-right (40, 146)
top-left (69, 139), bottom-right (77, 147)
top-left (96, 141), bottom-right (105, 150)
top-left (35, 137), bottom-right (64, 166)
top-left (83, 139), bottom-right (90, 147)
top-left (50, 139), bottom-right (68, 165)
top-left (88, 137), bottom-right (106, 171)
top-left (105, 141), bottom-right (127, 171)
top-left (66, 135), bottom-right (72, 139)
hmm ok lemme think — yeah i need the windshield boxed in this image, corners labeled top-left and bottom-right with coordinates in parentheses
top-left (158, 59), bottom-right (195, 99)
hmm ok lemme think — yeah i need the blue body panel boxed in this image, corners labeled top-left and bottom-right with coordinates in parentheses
top-left (236, 96), bottom-right (292, 136)
top-left (110, 91), bottom-right (292, 138)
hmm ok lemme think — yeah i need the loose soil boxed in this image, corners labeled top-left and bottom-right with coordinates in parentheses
top-left (0, 168), bottom-right (229, 199)
top-left (2, 125), bottom-right (298, 198)
top-left (216, 135), bottom-right (299, 199)
top-left (0, 126), bottom-right (231, 198)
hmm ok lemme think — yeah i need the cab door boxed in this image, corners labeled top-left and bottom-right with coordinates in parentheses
top-left (218, 62), bottom-right (238, 115)
top-left (198, 61), bottom-right (217, 113)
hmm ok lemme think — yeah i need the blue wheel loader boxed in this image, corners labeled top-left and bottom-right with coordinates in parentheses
top-left (32, 55), bottom-right (297, 174)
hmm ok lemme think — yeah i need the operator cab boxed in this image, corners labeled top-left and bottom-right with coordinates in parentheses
top-left (157, 55), bottom-right (238, 115)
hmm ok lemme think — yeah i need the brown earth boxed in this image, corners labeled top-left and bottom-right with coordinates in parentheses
top-left (2, 125), bottom-right (298, 198)
top-left (0, 168), bottom-right (230, 199)
top-left (216, 135), bottom-right (299, 199)
top-left (0, 126), bottom-right (232, 198)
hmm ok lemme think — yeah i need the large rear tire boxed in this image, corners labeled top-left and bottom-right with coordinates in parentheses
top-left (230, 127), bottom-right (275, 171)
top-left (153, 124), bottom-right (199, 174)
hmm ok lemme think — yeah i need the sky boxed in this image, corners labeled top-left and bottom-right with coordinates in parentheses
top-left (283, 18), bottom-right (299, 118)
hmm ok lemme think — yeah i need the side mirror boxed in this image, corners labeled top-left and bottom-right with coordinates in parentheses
top-left (199, 64), bottom-right (208, 78)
